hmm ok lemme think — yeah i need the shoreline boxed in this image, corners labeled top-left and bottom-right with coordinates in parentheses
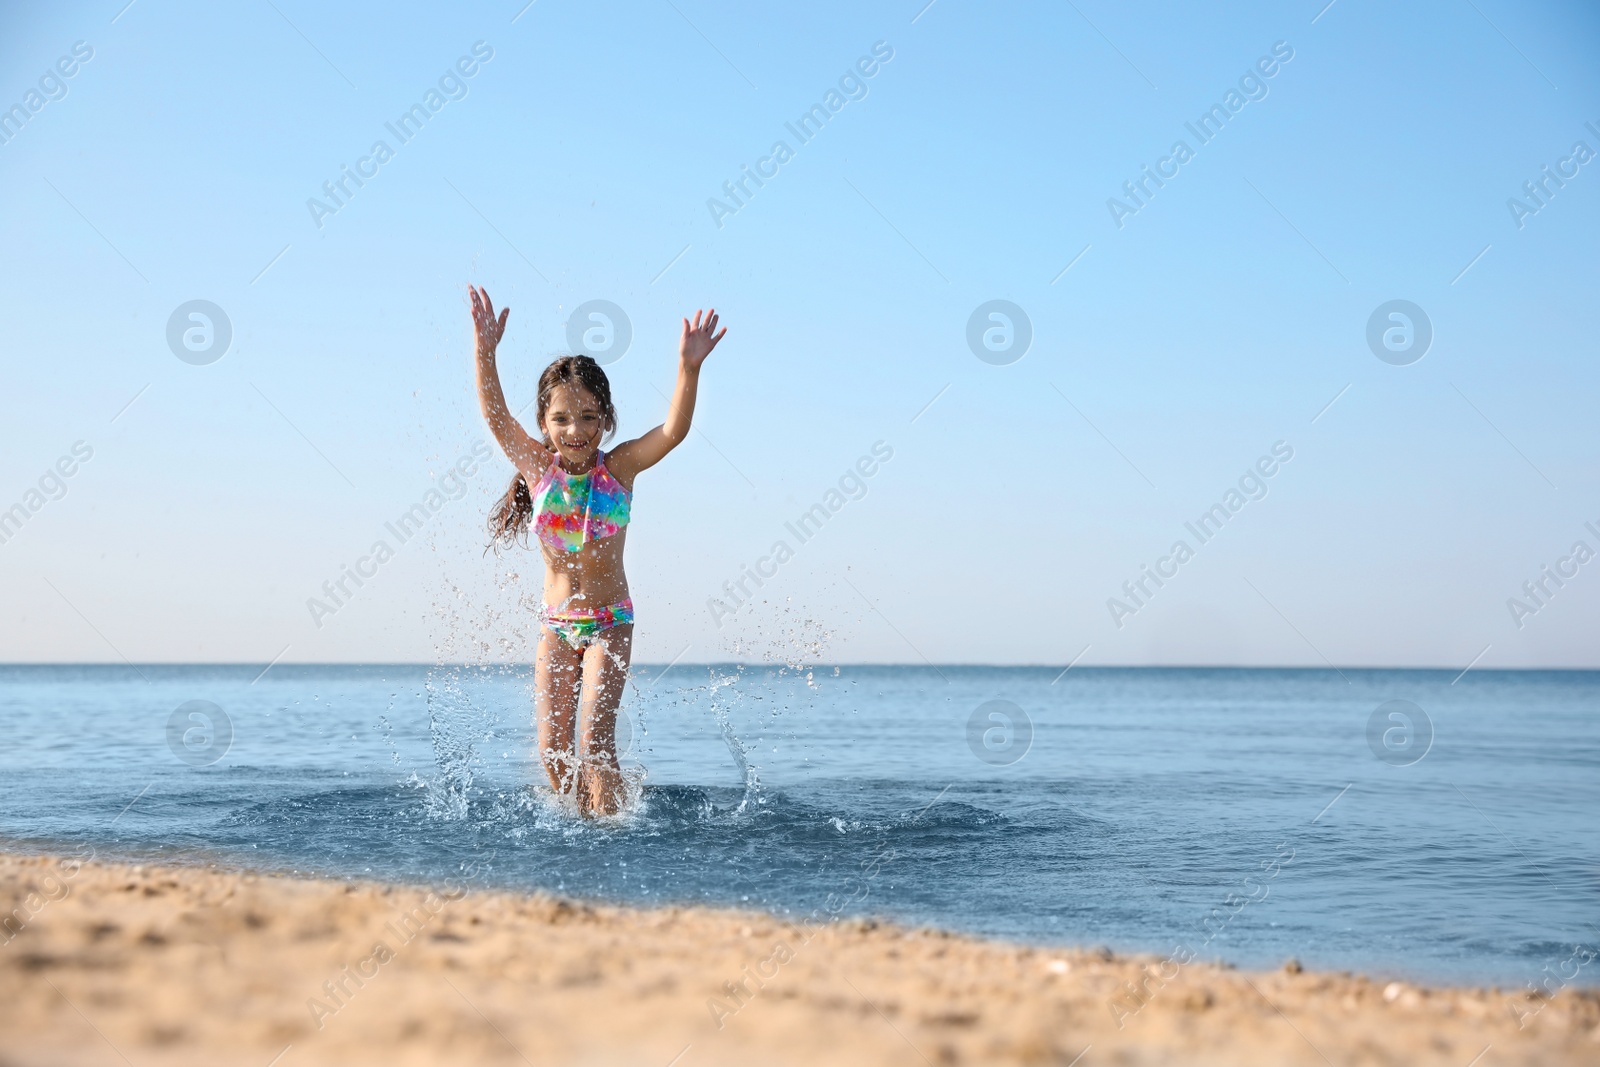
top-left (0, 834), bottom-right (1576, 991)
top-left (3, 849), bottom-right (1597, 1065)
top-left (0, 835), bottom-right (1562, 992)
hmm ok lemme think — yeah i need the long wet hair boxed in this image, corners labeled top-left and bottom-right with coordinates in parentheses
top-left (488, 355), bottom-right (617, 551)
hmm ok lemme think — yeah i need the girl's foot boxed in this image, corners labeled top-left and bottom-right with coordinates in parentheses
top-left (576, 757), bottom-right (627, 817)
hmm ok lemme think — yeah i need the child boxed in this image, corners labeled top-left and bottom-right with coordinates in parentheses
top-left (470, 287), bottom-right (726, 817)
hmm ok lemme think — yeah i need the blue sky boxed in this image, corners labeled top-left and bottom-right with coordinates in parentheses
top-left (2, 0), bottom-right (1597, 668)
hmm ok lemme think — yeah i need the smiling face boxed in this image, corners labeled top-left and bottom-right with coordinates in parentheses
top-left (541, 382), bottom-right (606, 467)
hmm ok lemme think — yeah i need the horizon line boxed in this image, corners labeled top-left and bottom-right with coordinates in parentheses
top-left (2, 661), bottom-right (1597, 673)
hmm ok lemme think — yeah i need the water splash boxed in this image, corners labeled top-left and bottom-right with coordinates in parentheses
top-left (706, 669), bottom-right (762, 816)
top-left (422, 666), bottom-right (496, 820)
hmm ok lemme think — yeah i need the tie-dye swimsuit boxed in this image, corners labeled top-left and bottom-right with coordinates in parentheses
top-left (531, 450), bottom-right (634, 647)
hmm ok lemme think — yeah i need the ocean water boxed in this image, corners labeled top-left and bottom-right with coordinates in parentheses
top-left (1, 663), bottom-right (1595, 989)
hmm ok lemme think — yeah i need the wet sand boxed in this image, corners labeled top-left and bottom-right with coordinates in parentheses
top-left (1, 849), bottom-right (1596, 1066)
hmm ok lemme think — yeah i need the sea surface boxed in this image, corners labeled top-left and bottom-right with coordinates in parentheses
top-left (1, 664), bottom-right (1596, 989)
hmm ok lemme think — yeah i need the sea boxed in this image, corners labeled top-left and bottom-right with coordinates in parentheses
top-left (1, 664), bottom-right (1595, 989)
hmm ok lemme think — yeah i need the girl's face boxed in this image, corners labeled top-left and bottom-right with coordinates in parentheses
top-left (542, 382), bottom-right (606, 465)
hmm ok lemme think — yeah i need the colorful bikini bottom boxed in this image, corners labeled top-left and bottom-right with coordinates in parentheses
top-left (539, 596), bottom-right (635, 648)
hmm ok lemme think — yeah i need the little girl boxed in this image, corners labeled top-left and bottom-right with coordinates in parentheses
top-left (470, 287), bottom-right (725, 817)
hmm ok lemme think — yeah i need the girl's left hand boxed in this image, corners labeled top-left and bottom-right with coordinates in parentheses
top-left (679, 308), bottom-right (727, 370)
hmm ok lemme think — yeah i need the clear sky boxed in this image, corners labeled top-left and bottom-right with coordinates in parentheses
top-left (2, 0), bottom-right (1597, 668)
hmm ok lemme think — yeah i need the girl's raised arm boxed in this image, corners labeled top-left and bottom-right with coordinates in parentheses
top-left (609, 309), bottom-right (726, 483)
top-left (471, 286), bottom-right (551, 479)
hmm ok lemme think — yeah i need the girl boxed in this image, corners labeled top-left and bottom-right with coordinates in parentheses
top-left (470, 286), bottom-right (726, 817)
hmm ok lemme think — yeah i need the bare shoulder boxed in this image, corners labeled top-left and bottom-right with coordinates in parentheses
top-left (605, 427), bottom-right (671, 487)
top-left (514, 443), bottom-right (556, 484)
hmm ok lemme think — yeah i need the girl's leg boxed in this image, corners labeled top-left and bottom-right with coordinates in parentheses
top-left (576, 623), bottom-right (633, 817)
top-left (534, 629), bottom-right (583, 796)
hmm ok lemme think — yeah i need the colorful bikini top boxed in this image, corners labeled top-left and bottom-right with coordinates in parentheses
top-left (531, 450), bottom-right (631, 553)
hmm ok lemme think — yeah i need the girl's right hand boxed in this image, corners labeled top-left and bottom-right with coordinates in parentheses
top-left (470, 285), bottom-right (509, 355)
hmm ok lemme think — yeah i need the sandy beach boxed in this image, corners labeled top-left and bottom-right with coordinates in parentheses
top-left (0, 849), bottom-right (1594, 1066)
